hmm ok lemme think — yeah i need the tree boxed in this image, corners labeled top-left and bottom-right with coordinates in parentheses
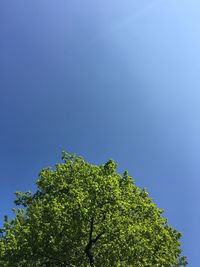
top-left (0, 152), bottom-right (187, 266)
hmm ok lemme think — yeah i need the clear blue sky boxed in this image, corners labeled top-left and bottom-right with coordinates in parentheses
top-left (1, 1), bottom-right (199, 265)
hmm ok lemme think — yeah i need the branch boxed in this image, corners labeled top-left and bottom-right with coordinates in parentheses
top-left (85, 217), bottom-right (94, 267)
top-left (85, 217), bottom-right (105, 267)
top-left (92, 231), bottom-right (105, 244)
top-left (44, 254), bottom-right (70, 266)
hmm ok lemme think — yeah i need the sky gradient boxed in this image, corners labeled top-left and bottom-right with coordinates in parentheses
top-left (1, 1), bottom-right (200, 266)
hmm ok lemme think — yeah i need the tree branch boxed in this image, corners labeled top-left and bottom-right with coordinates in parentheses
top-left (92, 231), bottom-right (105, 244)
top-left (85, 217), bottom-right (105, 267)
top-left (44, 254), bottom-right (70, 266)
top-left (85, 217), bottom-right (94, 267)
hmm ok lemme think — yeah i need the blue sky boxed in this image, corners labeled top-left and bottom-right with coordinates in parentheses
top-left (1, 1), bottom-right (199, 265)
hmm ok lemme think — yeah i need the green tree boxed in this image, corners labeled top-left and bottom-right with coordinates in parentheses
top-left (0, 152), bottom-right (187, 266)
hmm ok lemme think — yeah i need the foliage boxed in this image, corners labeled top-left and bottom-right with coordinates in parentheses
top-left (0, 152), bottom-right (187, 266)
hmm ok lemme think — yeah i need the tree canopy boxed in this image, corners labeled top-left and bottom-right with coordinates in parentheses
top-left (0, 152), bottom-right (187, 266)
